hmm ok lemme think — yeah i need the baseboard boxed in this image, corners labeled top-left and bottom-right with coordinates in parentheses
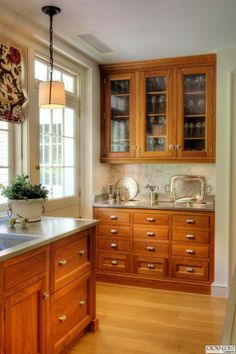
top-left (211, 283), bottom-right (229, 297)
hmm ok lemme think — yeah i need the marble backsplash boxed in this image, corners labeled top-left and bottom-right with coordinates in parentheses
top-left (98, 163), bottom-right (216, 196)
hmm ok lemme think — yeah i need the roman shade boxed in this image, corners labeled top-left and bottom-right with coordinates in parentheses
top-left (0, 43), bottom-right (26, 124)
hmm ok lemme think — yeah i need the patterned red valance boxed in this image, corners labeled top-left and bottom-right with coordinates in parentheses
top-left (0, 44), bottom-right (26, 124)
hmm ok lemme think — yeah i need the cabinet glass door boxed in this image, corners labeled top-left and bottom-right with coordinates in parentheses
top-left (177, 67), bottom-right (213, 157)
top-left (139, 70), bottom-right (172, 157)
top-left (104, 73), bottom-right (134, 158)
top-left (110, 79), bottom-right (130, 153)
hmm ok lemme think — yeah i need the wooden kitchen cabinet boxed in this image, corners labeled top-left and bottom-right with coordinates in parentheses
top-left (94, 207), bottom-right (214, 294)
top-left (100, 54), bottom-right (216, 163)
top-left (1, 246), bottom-right (50, 354)
top-left (0, 227), bottom-right (97, 354)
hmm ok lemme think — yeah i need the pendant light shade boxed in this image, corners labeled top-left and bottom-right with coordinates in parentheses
top-left (39, 5), bottom-right (65, 109)
top-left (39, 81), bottom-right (66, 109)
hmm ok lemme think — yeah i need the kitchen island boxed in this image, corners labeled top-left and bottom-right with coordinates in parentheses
top-left (0, 216), bottom-right (99, 354)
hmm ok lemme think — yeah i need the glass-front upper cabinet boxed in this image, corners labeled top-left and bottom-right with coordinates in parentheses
top-left (139, 70), bottom-right (173, 157)
top-left (102, 73), bottom-right (135, 159)
top-left (177, 67), bottom-right (214, 158)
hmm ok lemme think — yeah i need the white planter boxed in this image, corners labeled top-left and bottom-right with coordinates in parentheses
top-left (8, 198), bottom-right (46, 222)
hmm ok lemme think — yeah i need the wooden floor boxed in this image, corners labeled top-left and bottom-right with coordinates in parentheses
top-left (69, 282), bottom-right (227, 354)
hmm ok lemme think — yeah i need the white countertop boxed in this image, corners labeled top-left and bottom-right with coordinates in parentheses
top-left (0, 216), bottom-right (99, 262)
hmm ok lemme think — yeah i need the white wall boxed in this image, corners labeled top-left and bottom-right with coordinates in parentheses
top-left (214, 47), bottom-right (236, 295)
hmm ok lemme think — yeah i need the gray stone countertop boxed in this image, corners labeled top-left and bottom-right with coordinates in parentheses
top-left (93, 200), bottom-right (215, 212)
top-left (0, 216), bottom-right (99, 262)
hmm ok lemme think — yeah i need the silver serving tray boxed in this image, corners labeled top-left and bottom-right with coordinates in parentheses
top-left (169, 175), bottom-right (206, 203)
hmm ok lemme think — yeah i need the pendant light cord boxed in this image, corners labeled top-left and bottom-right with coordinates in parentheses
top-left (49, 14), bottom-right (54, 104)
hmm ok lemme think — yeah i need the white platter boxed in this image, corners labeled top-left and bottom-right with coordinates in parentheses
top-left (115, 177), bottom-right (138, 201)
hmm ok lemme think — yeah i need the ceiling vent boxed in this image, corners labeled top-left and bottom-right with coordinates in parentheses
top-left (77, 33), bottom-right (114, 54)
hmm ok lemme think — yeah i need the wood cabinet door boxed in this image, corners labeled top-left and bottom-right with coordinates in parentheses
top-left (102, 72), bottom-right (136, 159)
top-left (4, 278), bottom-right (48, 354)
top-left (176, 66), bottom-right (215, 158)
top-left (139, 69), bottom-right (173, 158)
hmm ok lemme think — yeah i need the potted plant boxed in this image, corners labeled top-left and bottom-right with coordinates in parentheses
top-left (1, 174), bottom-right (49, 222)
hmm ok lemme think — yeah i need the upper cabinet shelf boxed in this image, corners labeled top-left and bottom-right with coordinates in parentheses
top-left (100, 54), bottom-right (216, 163)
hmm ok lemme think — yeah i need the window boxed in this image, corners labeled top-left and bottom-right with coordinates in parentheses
top-left (0, 122), bottom-right (14, 204)
top-left (35, 58), bottom-right (79, 201)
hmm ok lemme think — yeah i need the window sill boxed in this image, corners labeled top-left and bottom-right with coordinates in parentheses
top-left (45, 195), bottom-right (79, 212)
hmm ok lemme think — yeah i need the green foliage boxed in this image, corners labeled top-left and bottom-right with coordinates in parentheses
top-left (1, 175), bottom-right (49, 200)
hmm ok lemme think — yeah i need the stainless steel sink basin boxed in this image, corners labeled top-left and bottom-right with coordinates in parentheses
top-left (0, 234), bottom-right (37, 251)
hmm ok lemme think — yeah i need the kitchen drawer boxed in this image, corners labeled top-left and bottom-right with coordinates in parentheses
top-left (97, 252), bottom-right (131, 273)
top-left (133, 256), bottom-right (168, 277)
top-left (172, 243), bottom-right (209, 258)
top-left (172, 214), bottom-right (210, 228)
top-left (171, 258), bottom-right (209, 281)
top-left (133, 241), bottom-right (169, 257)
top-left (52, 275), bottom-right (91, 350)
top-left (172, 229), bottom-right (209, 243)
top-left (52, 236), bottom-right (90, 292)
top-left (98, 238), bottom-right (131, 252)
top-left (97, 210), bottom-right (130, 224)
top-left (4, 248), bottom-right (47, 291)
top-left (133, 226), bottom-right (168, 240)
top-left (98, 224), bottom-right (131, 238)
top-left (133, 213), bottom-right (169, 226)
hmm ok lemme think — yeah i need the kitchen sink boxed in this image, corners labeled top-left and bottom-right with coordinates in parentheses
top-left (0, 234), bottom-right (37, 251)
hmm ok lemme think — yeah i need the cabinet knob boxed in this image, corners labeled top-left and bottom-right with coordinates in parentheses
top-left (146, 217), bottom-right (155, 222)
top-left (169, 144), bottom-right (174, 150)
top-left (186, 267), bottom-right (194, 273)
top-left (111, 260), bottom-right (118, 265)
top-left (110, 215), bottom-right (118, 220)
top-left (43, 292), bottom-right (49, 300)
top-left (59, 314), bottom-right (67, 322)
top-left (58, 259), bottom-right (67, 266)
top-left (79, 249), bottom-right (86, 256)
top-left (176, 144), bottom-right (181, 150)
top-left (146, 246), bottom-right (155, 252)
top-left (147, 232), bottom-right (155, 237)
top-left (147, 264), bottom-right (155, 269)
top-left (79, 299), bottom-right (86, 306)
top-left (186, 219), bottom-right (195, 224)
top-left (111, 229), bottom-right (118, 234)
top-left (186, 234), bottom-right (195, 239)
top-left (186, 249), bottom-right (195, 255)
top-left (110, 243), bottom-right (118, 249)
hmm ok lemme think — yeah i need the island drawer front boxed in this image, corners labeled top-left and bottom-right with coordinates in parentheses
top-left (97, 225), bottom-right (131, 238)
top-left (97, 210), bottom-right (130, 224)
top-left (172, 229), bottom-right (209, 243)
top-left (133, 241), bottom-right (169, 257)
top-left (97, 252), bottom-right (131, 273)
top-left (133, 227), bottom-right (169, 240)
top-left (53, 236), bottom-right (89, 290)
top-left (172, 215), bottom-right (210, 228)
top-left (133, 256), bottom-right (168, 277)
top-left (98, 239), bottom-right (131, 252)
top-left (172, 244), bottom-right (209, 258)
top-left (4, 249), bottom-right (47, 291)
top-left (133, 213), bottom-right (169, 226)
top-left (52, 275), bottom-right (91, 346)
top-left (171, 259), bottom-right (209, 281)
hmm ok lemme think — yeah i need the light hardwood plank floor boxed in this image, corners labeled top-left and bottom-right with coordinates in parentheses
top-left (69, 282), bottom-right (227, 354)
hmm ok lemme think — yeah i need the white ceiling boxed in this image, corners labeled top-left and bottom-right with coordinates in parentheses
top-left (1, 0), bottom-right (236, 64)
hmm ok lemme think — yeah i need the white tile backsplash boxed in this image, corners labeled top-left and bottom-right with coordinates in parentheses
top-left (102, 163), bottom-right (215, 196)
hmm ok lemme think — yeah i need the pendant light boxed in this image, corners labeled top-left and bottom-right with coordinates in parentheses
top-left (39, 5), bottom-right (66, 109)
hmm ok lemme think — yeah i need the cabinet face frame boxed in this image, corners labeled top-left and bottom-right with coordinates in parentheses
top-left (139, 69), bottom-right (173, 158)
top-left (103, 72), bottom-right (136, 158)
top-left (176, 66), bottom-right (214, 158)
